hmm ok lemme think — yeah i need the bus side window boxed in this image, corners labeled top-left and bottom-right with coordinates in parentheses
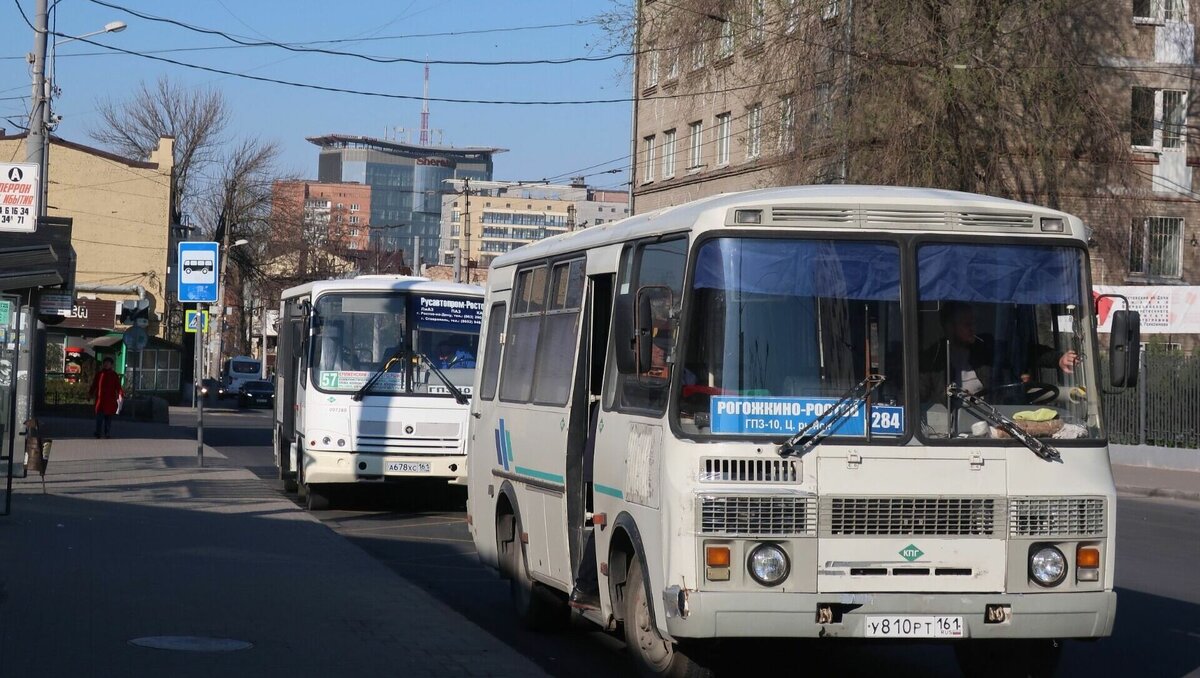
top-left (479, 302), bottom-right (507, 401)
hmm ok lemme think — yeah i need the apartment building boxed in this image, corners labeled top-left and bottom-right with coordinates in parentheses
top-left (632, 0), bottom-right (1200, 304)
top-left (272, 180), bottom-right (372, 251)
top-left (439, 181), bottom-right (630, 274)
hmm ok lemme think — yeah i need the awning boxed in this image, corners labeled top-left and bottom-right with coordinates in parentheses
top-left (87, 335), bottom-right (123, 349)
top-left (0, 268), bottom-right (63, 291)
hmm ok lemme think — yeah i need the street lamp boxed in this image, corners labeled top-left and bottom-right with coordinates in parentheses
top-left (53, 20), bottom-right (127, 46)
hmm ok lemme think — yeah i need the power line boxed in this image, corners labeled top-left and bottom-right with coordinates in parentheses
top-left (85, 0), bottom-right (633, 67)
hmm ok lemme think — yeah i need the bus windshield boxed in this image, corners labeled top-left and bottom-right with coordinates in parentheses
top-left (677, 238), bottom-right (905, 438)
top-left (312, 292), bottom-right (482, 397)
top-left (916, 242), bottom-right (1102, 440)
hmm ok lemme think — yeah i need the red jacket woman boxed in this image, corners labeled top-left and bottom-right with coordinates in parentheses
top-left (89, 357), bottom-right (124, 438)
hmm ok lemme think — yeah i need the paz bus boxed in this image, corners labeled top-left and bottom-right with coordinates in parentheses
top-left (465, 186), bottom-right (1140, 676)
top-left (274, 275), bottom-right (484, 510)
top-left (219, 355), bottom-right (261, 398)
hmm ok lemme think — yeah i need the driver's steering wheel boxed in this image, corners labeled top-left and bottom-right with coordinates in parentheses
top-left (990, 381), bottom-right (1059, 405)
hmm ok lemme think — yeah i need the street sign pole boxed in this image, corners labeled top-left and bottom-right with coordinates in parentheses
top-left (196, 302), bottom-right (204, 468)
top-left (178, 242), bottom-right (219, 469)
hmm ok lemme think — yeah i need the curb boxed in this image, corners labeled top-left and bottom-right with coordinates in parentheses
top-left (1117, 484), bottom-right (1200, 504)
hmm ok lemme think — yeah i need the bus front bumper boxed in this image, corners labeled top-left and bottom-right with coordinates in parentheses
top-left (303, 448), bottom-right (466, 484)
top-left (665, 590), bottom-right (1115, 640)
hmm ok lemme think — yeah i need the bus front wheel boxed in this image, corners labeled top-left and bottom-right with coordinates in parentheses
top-left (954, 639), bottom-right (1062, 677)
top-left (496, 512), bottom-right (566, 630)
top-left (623, 555), bottom-right (712, 678)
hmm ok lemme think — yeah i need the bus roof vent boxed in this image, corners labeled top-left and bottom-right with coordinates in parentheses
top-left (862, 209), bottom-right (946, 228)
top-left (957, 211), bottom-right (1035, 229)
top-left (770, 206), bottom-right (854, 225)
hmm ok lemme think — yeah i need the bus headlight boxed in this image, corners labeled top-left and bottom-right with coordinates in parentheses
top-left (748, 543), bottom-right (789, 586)
top-left (1029, 546), bottom-right (1067, 587)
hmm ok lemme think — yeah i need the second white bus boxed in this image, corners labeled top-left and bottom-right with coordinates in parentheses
top-left (274, 275), bottom-right (484, 510)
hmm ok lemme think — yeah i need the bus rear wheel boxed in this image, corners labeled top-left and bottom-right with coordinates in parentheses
top-left (954, 639), bottom-right (1062, 677)
top-left (496, 512), bottom-right (566, 630)
top-left (623, 555), bottom-right (712, 678)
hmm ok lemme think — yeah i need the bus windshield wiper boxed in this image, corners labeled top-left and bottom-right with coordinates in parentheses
top-left (351, 348), bottom-right (406, 402)
top-left (779, 374), bottom-right (885, 458)
top-left (945, 386), bottom-right (1061, 463)
top-left (416, 353), bottom-right (469, 405)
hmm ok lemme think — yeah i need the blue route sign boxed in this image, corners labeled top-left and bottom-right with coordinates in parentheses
top-left (177, 242), bottom-right (220, 303)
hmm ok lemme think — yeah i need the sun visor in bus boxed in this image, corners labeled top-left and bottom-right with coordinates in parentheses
top-left (917, 244), bottom-right (1083, 305)
top-left (692, 239), bottom-right (900, 300)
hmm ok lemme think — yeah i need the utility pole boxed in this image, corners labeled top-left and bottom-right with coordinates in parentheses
top-left (27, 0), bottom-right (48, 213)
top-left (453, 178), bottom-right (471, 283)
top-left (214, 208), bottom-right (230, 378)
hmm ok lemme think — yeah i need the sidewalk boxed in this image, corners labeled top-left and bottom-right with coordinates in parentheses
top-left (0, 417), bottom-right (548, 678)
top-left (1113, 464), bottom-right (1200, 503)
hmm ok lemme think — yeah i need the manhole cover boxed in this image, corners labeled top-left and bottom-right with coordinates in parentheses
top-left (129, 636), bottom-right (253, 652)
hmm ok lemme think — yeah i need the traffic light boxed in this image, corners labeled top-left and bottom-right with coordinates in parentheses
top-left (119, 298), bottom-right (152, 328)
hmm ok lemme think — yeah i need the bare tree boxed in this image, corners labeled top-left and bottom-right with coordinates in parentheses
top-left (90, 76), bottom-right (228, 225)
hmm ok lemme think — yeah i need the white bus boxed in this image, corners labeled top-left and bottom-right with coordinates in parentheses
top-left (274, 275), bottom-right (484, 510)
top-left (466, 186), bottom-right (1140, 676)
top-left (220, 355), bottom-right (262, 398)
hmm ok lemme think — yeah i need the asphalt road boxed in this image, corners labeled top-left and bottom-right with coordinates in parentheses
top-left (196, 403), bottom-right (1200, 678)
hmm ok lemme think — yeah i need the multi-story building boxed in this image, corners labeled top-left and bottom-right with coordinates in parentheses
top-left (0, 131), bottom-right (181, 396)
top-left (632, 1), bottom-right (1200, 316)
top-left (272, 180), bottom-right (372, 251)
top-left (308, 134), bottom-right (504, 268)
top-left (438, 181), bottom-right (630, 274)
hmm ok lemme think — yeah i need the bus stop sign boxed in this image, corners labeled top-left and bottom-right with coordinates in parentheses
top-left (178, 242), bottom-right (220, 303)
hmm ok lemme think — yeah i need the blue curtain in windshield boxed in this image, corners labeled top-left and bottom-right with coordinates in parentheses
top-left (918, 243), bottom-right (1082, 305)
top-left (694, 239), bottom-right (900, 300)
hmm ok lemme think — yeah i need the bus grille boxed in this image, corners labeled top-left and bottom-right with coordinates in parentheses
top-left (699, 495), bottom-right (817, 536)
top-left (822, 497), bottom-right (1001, 537)
top-left (700, 458), bottom-right (799, 483)
top-left (1009, 497), bottom-right (1106, 537)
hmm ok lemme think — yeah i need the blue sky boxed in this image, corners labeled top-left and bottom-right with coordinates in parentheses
top-left (1, 0), bottom-right (633, 189)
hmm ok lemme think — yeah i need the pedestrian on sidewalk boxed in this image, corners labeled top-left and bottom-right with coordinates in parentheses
top-left (88, 357), bottom-right (124, 439)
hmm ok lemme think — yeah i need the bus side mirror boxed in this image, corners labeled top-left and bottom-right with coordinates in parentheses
top-left (614, 293), bottom-right (637, 374)
top-left (1109, 310), bottom-right (1141, 388)
top-left (636, 290), bottom-right (655, 372)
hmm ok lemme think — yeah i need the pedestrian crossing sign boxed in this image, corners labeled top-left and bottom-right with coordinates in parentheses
top-left (184, 309), bottom-right (209, 333)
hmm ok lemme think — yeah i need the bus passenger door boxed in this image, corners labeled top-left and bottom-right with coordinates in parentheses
top-left (566, 273), bottom-right (613, 587)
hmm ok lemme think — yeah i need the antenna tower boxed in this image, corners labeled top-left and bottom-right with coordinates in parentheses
top-left (419, 60), bottom-right (430, 146)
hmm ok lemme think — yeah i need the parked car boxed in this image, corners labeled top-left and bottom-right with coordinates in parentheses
top-left (238, 380), bottom-right (275, 408)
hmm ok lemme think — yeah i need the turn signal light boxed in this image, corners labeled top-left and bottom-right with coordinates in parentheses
top-left (1077, 545), bottom-right (1100, 582)
top-left (706, 546), bottom-right (731, 567)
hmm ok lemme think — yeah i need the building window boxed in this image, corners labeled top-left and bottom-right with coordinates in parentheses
top-left (451, 210), bottom-right (461, 222)
top-left (785, 0), bottom-right (801, 33)
top-left (662, 128), bottom-right (677, 178)
top-left (647, 46), bottom-right (660, 88)
top-left (349, 228), bottom-right (359, 236)
top-left (643, 134), bottom-right (657, 182)
top-left (692, 40), bottom-right (706, 70)
top-left (689, 120), bottom-right (704, 169)
top-left (1132, 87), bottom-right (1188, 149)
top-left (750, 0), bottom-right (766, 44)
top-left (823, 0), bottom-right (840, 20)
top-left (779, 95), bottom-right (796, 151)
top-left (349, 215), bottom-right (359, 224)
top-left (666, 48), bottom-right (679, 80)
top-left (812, 82), bottom-right (834, 135)
top-left (716, 112), bottom-right (731, 165)
top-left (1130, 217), bottom-right (1183, 278)
top-left (746, 104), bottom-right (762, 159)
top-left (1135, 0), bottom-right (1185, 23)
top-left (350, 203), bottom-right (360, 212)
top-left (718, 19), bottom-right (734, 58)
